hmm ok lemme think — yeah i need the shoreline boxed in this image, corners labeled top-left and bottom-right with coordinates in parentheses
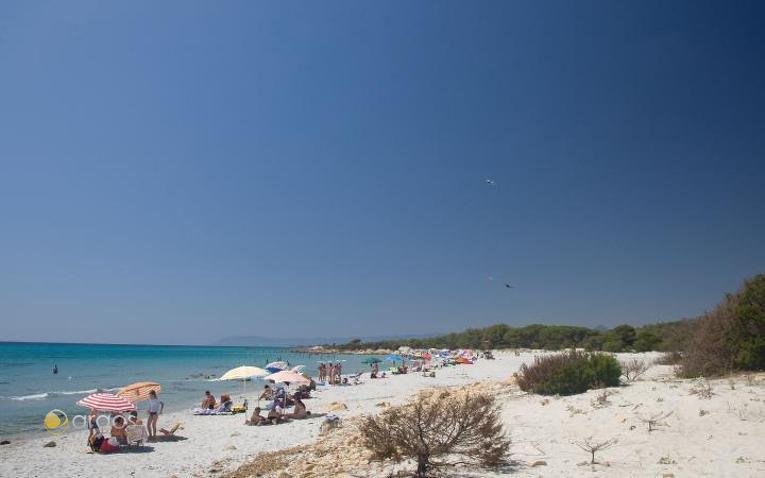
top-left (2, 351), bottom-right (764, 478)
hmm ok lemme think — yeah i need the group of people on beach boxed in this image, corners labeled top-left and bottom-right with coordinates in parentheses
top-left (317, 362), bottom-right (343, 384)
top-left (245, 387), bottom-right (313, 426)
top-left (82, 357), bottom-right (424, 455)
top-left (87, 390), bottom-right (182, 454)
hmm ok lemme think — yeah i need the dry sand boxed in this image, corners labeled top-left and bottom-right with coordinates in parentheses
top-left (1, 351), bottom-right (764, 478)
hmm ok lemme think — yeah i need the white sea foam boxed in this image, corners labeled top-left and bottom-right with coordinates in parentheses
top-left (8, 393), bottom-right (49, 401)
top-left (6, 389), bottom-right (102, 400)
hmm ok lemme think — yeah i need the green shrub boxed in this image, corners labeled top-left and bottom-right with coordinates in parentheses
top-left (517, 351), bottom-right (622, 395)
top-left (731, 274), bottom-right (765, 370)
top-left (679, 274), bottom-right (765, 377)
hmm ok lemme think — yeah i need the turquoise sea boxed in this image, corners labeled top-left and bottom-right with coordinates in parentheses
top-left (0, 342), bottom-right (373, 437)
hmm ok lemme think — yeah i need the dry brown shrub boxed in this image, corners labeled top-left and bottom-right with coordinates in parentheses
top-left (620, 359), bottom-right (649, 381)
top-left (358, 389), bottom-right (511, 477)
top-left (224, 445), bottom-right (309, 478)
top-left (572, 437), bottom-right (617, 464)
top-left (677, 294), bottom-right (738, 377)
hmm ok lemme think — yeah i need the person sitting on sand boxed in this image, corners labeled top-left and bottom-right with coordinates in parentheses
top-left (283, 394), bottom-right (311, 419)
top-left (216, 394), bottom-right (233, 412)
top-left (110, 415), bottom-right (127, 445)
top-left (89, 432), bottom-right (120, 454)
top-left (267, 406), bottom-right (287, 425)
top-left (245, 407), bottom-right (267, 426)
top-left (127, 411), bottom-right (143, 426)
top-left (258, 385), bottom-right (273, 401)
top-left (201, 390), bottom-right (216, 409)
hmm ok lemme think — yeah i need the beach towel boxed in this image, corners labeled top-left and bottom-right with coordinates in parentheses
top-left (191, 407), bottom-right (232, 415)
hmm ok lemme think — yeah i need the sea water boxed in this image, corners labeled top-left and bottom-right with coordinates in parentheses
top-left (0, 342), bottom-right (373, 437)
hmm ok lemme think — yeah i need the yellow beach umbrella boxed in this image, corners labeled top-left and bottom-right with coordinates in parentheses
top-left (220, 366), bottom-right (268, 399)
top-left (117, 382), bottom-right (162, 403)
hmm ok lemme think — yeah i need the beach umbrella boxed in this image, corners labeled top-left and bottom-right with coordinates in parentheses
top-left (362, 357), bottom-right (382, 364)
top-left (265, 371), bottom-right (311, 409)
top-left (77, 393), bottom-right (136, 412)
top-left (117, 382), bottom-right (161, 403)
top-left (384, 354), bottom-right (403, 363)
top-left (220, 366), bottom-right (268, 381)
top-left (265, 361), bottom-right (289, 373)
top-left (421, 353), bottom-right (432, 361)
top-left (265, 370), bottom-right (311, 386)
top-left (290, 365), bottom-right (306, 373)
top-left (220, 366), bottom-right (268, 398)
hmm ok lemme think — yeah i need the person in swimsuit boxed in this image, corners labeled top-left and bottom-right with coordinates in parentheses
top-left (201, 391), bottom-right (216, 409)
top-left (111, 415), bottom-right (127, 445)
top-left (88, 409), bottom-right (99, 440)
top-left (245, 407), bottom-right (267, 426)
top-left (258, 385), bottom-right (273, 401)
top-left (283, 394), bottom-right (310, 419)
top-left (146, 390), bottom-right (164, 440)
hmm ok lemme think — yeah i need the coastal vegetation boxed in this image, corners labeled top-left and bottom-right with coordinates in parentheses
top-left (334, 320), bottom-right (696, 354)
top-left (678, 274), bottom-right (765, 377)
top-left (358, 389), bottom-right (510, 477)
top-left (336, 274), bottom-right (765, 380)
top-left (516, 351), bottom-right (622, 395)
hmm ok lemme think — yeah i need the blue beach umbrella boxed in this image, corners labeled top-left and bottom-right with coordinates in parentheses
top-left (384, 354), bottom-right (403, 363)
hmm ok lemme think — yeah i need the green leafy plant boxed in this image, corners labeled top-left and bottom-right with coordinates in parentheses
top-left (517, 351), bottom-right (621, 396)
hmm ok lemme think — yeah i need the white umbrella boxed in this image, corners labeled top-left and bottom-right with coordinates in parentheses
top-left (290, 364), bottom-right (306, 373)
top-left (220, 365), bottom-right (268, 398)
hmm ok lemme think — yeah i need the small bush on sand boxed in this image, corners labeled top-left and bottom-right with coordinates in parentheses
top-left (517, 351), bottom-right (621, 396)
top-left (621, 359), bottom-right (650, 381)
top-left (358, 389), bottom-right (510, 478)
top-left (572, 437), bottom-right (617, 464)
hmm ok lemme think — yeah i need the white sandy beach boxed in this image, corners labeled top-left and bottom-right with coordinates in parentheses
top-left (1, 351), bottom-right (764, 478)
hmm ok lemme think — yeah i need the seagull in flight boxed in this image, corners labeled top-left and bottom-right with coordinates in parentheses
top-left (504, 283), bottom-right (514, 289)
top-left (484, 178), bottom-right (496, 186)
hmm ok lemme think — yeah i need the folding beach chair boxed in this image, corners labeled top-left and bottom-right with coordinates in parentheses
top-left (125, 424), bottom-right (148, 446)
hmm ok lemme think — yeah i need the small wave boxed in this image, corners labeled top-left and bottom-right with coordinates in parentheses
top-left (8, 393), bottom-right (49, 401)
top-left (4, 388), bottom-right (104, 401)
top-left (57, 389), bottom-right (98, 395)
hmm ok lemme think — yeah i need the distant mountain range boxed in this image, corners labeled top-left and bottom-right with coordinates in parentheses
top-left (214, 333), bottom-right (441, 347)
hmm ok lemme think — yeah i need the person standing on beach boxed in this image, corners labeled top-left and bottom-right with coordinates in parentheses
top-left (146, 390), bottom-right (164, 440)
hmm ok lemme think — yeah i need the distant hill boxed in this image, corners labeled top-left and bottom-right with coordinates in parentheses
top-left (214, 333), bottom-right (442, 347)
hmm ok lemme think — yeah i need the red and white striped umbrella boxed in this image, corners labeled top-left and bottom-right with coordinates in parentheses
top-left (76, 393), bottom-right (136, 412)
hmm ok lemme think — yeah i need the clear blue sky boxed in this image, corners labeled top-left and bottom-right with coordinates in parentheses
top-left (1, 1), bottom-right (763, 345)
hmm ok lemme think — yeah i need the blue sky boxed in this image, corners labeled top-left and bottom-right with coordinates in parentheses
top-left (1, 1), bottom-right (764, 345)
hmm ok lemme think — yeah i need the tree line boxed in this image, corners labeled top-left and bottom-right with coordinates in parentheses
top-left (334, 319), bottom-right (698, 353)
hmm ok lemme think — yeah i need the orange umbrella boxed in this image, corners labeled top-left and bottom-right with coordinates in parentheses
top-left (118, 382), bottom-right (162, 402)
